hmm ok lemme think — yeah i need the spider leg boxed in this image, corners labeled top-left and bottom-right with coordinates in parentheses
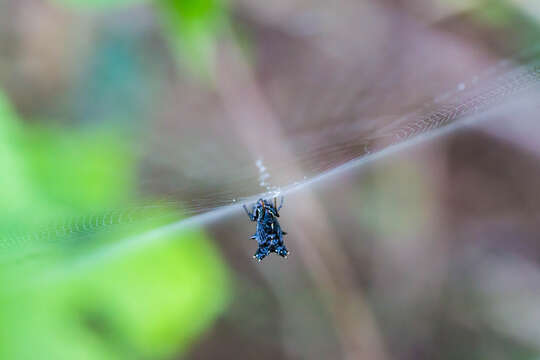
top-left (275, 244), bottom-right (289, 258)
top-left (243, 204), bottom-right (256, 221)
top-left (254, 246), bottom-right (270, 261)
top-left (276, 196), bottom-right (284, 212)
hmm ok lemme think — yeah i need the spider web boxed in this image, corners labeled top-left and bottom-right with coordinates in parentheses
top-left (3, 41), bottom-right (540, 267)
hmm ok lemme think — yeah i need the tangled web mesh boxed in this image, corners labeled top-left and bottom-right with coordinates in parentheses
top-left (4, 44), bottom-right (540, 260)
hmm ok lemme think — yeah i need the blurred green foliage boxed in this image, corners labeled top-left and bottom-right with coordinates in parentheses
top-left (157, 0), bottom-right (230, 78)
top-left (0, 92), bottom-right (135, 231)
top-left (51, 0), bottom-right (230, 80)
top-left (0, 91), bottom-right (230, 359)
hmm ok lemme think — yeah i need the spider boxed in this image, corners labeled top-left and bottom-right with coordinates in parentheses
top-left (243, 196), bottom-right (289, 261)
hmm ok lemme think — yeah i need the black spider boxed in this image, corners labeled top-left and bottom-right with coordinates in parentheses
top-left (243, 197), bottom-right (289, 261)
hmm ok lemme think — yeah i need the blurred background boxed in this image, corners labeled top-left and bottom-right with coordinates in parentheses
top-left (1, 0), bottom-right (540, 359)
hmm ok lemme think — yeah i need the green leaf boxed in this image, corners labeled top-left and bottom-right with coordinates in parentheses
top-left (0, 219), bottom-right (231, 359)
top-left (157, 0), bottom-right (230, 79)
top-left (0, 90), bottom-right (231, 359)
